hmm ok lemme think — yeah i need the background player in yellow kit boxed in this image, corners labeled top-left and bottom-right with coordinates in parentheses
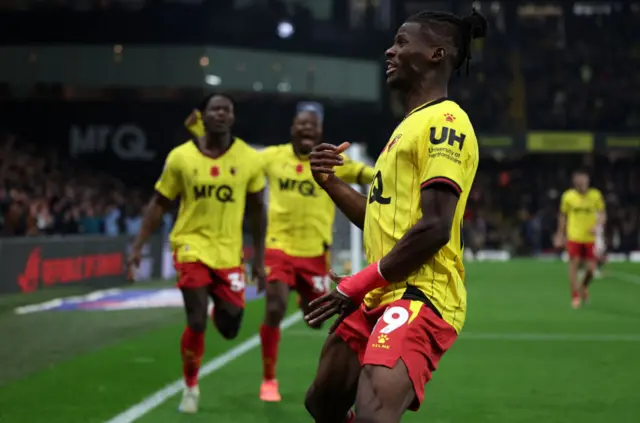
top-left (258, 109), bottom-right (374, 402)
top-left (185, 107), bottom-right (374, 401)
top-left (304, 10), bottom-right (485, 423)
top-left (127, 93), bottom-right (267, 414)
top-left (554, 170), bottom-right (606, 308)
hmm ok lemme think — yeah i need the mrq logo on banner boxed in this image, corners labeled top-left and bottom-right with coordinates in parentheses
top-left (69, 124), bottom-right (156, 160)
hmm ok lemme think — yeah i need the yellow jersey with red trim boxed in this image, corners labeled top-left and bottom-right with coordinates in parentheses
top-left (263, 144), bottom-right (374, 257)
top-left (155, 139), bottom-right (265, 269)
top-left (560, 188), bottom-right (604, 243)
top-left (363, 98), bottom-right (479, 333)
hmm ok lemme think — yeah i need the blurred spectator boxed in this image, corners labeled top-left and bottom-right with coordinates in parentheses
top-left (0, 134), bottom-right (147, 237)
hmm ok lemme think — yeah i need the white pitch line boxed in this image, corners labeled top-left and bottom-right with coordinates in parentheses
top-left (609, 270), bottom-right (640, 285)
top-left (286, 329), bottom-right (640, 342)
top-left (104, 311), bottom-right (303, 423)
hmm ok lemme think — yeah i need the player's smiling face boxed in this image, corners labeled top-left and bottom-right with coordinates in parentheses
top-left (291, 111), bottom-right (322, 155)
top-left (385, 21), bottom-right (446, 89)
top-left (202, 95), bottom-right (235, 134)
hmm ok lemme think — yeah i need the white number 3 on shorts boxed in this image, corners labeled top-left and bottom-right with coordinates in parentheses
top-left (228, 272), bottom-right (245, 292)
top-left (311, 275), bottom-right (331, 294)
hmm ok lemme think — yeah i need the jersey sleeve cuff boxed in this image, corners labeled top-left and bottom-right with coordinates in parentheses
top-left (355, 166), bottom-right (365, 184)
top-left (420, 177), bottom-right (462, 195)
top-left (154, 186), bottom-right (175, 201)
top-left (248, 187), bottom-right (265, 194)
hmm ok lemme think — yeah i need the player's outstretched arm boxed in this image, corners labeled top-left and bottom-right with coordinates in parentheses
top-left (128, 192), bottom-right (172, 280)
top-left (334, 153), bottom-right (375, 185)
top-left (310, 143), bottom-right (367, 229)
top-left (246, 189), bottom-right (267, 292)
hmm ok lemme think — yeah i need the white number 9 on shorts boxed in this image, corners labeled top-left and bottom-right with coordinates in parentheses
top-left (378, 306), bottom-right (410, 334)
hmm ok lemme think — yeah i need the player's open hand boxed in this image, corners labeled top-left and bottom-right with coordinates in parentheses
top-left (309, 142), bottom-right (350, 185)
top-left (252, 263), bottom-right (267, 294)
top-left (185, 108), bottom-right (200, 127)
top-left (305, 271), bottom-right (358, 333)
top-left (126, 248), bottom-right (142, 283)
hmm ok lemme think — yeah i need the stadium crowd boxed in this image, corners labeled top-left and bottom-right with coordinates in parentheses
top-left (1, 1), bottom-right (638, 253)
top-left (0, 134), bottom-right (149, 236)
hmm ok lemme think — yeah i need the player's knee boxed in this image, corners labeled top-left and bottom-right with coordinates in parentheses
top-left (304, 384), bottom-right (324, 418)
top-left (305, 380), bottom-right (348, 420)
top-left (218, 324), bottom-right (240, 339)
top-left (214, 308), bottom-right (243, 340)
top-left (216, 319), bottom-right (241, 339)
top-left (186, 312), bottom-right (208, 333)
top-left (265, 296), bottom-right (286, 325)
top-left (304, 386), bottom-right (316, 415)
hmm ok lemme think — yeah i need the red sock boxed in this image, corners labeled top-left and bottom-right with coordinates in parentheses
top-left (181, 326), bottom-right (205, 387)
top-left (260, 324), bottom-right (280, 381)
top-left (572, 290), bottom-right (580, 300)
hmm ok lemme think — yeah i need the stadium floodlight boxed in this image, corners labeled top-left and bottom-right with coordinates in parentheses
top-left (204, 74), bottom-right (221, 86)
top-left (277, 21), bottom-right (295, 39)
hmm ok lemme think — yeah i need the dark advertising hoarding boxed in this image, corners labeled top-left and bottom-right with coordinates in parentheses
top-left (0, 235), bottom-right (162, 295)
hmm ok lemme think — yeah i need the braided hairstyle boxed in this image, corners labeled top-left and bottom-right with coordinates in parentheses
top-left (406, 9), bottom-right (488, 75)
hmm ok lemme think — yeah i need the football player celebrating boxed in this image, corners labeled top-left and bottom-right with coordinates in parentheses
top-left (185, 108), bottom-right (375, 401)
top-left (258, 109), bottom-right (374, 401)
top-left (128, 93), bottom-right (267, 414)
top-left (304, 9), bottom-right (485, 423)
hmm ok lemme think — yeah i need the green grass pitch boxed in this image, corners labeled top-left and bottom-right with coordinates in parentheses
top-left (0, 260), bottom-right (639, 423)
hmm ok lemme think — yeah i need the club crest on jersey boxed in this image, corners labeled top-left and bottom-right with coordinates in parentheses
top-left (444, 113), bottom-right (455, 122)
top-left (383, 134), bottom-right (402, 152)
top-left (230, 167), bottom-right (236, 176)
top-left (295, 163), bottom-right (304, 174)
top-left (210, 166), bottom-right (220, 178)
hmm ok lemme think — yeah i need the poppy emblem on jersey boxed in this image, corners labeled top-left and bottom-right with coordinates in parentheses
top-left (210, 166), bottom-right (220, 177)
top-left (384, 134), bottom-right (402, 152)
top-left (295, 163), bottom-right (304, 174)
top-left (444, 113), bottom-right (455, 122)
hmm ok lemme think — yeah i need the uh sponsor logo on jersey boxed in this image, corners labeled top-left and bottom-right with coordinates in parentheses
top-left (69, 124), bottom-right (156, 161)
top-left (429, 125), bottom-right (465, 150)
top-left (369, 124), bottom-right (466, 206)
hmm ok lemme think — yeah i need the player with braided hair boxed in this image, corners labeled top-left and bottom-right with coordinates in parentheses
top-left (303, 9), bottom-right (487, 423)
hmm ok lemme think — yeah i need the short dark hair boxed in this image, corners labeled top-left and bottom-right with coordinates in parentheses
top-left (406, 9), bottom-right (488, 74)
top-left (197, 92), bottom-right (235, 113)
top-left (574, 168), bottom-right (590, 177)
